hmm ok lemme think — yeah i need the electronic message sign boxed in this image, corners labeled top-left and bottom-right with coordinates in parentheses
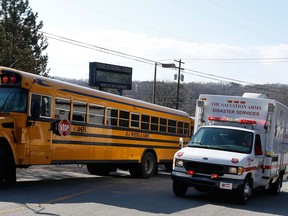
top-left (89, 62), bottom-right (132, 90)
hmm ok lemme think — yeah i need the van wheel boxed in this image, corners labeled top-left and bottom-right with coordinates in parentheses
top-left (237, 177), bottom-right (252, 204)
top-left (269, 177), bottom-right (282, 196)
top-left (173, 181), bottom-right (188, 196)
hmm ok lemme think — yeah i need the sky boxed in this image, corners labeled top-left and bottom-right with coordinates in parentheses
top-left (28, 0), bottom-right (288, 85)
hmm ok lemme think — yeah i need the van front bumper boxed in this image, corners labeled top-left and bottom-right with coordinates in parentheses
top-left (171, 170), bottom-right (244, 191)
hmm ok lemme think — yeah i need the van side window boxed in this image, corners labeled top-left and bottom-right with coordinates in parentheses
top-left (31, 93), bottom-right (52, 117)
top-left (255, 134), bottom-right (263, 155)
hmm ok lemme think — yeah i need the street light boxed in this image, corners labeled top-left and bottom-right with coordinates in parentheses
top-left (174, 59), bottom-right (184, 109)
top-left (152, 62), bottom-right (176, 104)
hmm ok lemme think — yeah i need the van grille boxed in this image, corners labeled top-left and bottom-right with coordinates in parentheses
top-left (184, 161), bottom-right (226, 176)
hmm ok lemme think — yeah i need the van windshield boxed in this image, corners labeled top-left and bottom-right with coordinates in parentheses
top-left (0, 88), bottom-right (28, 113)
top-left (187, 127), bottom-right (253, 154)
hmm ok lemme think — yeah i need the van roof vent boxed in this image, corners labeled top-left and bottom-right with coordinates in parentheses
top-left (242, 92), bottom-right (267, 99)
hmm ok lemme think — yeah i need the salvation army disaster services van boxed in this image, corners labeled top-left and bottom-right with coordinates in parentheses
top-left (171, 93), bottom-right (288, 204)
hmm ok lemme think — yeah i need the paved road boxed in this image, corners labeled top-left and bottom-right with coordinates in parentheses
top-left (0, 165), bottom-right (287, 216)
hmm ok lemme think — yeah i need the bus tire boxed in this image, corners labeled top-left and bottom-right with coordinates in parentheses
top-left (140, 152), bottom-right (156, 179)
top-left (173, 180), bottom-right (188, 196)
top-left (129, 152), bottom-right (156, 179)
top-left (0, 147), bottom-right (16, 185)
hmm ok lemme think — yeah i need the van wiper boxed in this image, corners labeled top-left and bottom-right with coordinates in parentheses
top-left (188, 142), bottom-right (211, 149)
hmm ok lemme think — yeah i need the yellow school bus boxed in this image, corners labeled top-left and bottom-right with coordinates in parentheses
top-left (0, 66), bottom-right (193, 183)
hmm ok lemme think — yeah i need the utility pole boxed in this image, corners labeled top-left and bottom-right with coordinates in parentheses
top-left (174, 59), bottom-right (184, 109)
top-left (152, 62), bottom-right (158, 104)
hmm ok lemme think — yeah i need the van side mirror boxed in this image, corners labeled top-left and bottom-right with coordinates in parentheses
top-left (31, 102), bottom-right (41, 118)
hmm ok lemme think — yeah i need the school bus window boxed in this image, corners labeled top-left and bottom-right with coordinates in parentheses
top-left (160, 118), bottom-right (167, 132)
top-left (151, 116), bottom-right (159, 131)
top-left (0, 88), bottom-right (27, 113)
top-left (131, 113), bottom-right (140, 128)
top-left (119, 110), bottom-right (129, 127)
top-left (141, 114), bottom-right (150, 130)
top-left (89, 104), bottom-right (105, 125)
top-left (107, 108), bottom-right (118, 126)
top-left (72, 101), bottom-right (87, 122)
top-left (55, 98), bottom-right (71, 120)
top-left (184, 122), bottom-right (190, 136)
top-left (31, 93), bottom-right (51, 117)
top-left (168, 119), bottom-right (176, 133)
top-left (177, 121), bottom-right (184, 134)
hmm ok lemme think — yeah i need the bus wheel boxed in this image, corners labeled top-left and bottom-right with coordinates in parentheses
top-left (0, 148), bottom-right (16, 185)
top-left (130, 152), bottom-right (156, 179)
top-left (141, 152), bottom-right (156, 179)
top-left (173, 181), bottom-right (188, 196)
top-left (87, 164), bottom-right (116, 176)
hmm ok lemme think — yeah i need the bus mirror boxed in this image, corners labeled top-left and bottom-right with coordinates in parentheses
top-left (179, 137), bottom-right (184, 148)
top-left (31, 102), bottom-right (41, 118)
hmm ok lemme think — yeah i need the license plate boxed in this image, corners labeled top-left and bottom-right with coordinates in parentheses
top-left (220, 182), bottom-right (233, 190)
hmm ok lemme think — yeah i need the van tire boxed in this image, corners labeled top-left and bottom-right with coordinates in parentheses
top-left (237, 177), bottom-right (252, 205)
top-left (173, 181), bottom-right (188, 196)
top-left (269, 176), bottom-right (282, 196)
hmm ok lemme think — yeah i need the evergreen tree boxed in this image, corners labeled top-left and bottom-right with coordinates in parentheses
top-left (0, 0), bottom-right (49, 76)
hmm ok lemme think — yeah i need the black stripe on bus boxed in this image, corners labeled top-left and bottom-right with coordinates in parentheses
top-left (60, 88), bottom-right (188, 118)
top-left (28, 117), bottom-right (189, 139)
top-left (69, 132), bottom-right (178, 144)
top-left (51, 140), bottom-right (179, 150)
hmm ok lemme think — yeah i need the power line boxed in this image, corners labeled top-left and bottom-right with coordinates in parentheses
top-left (42, 31), bottom-right (155, 65)
top-left (41, 32), bottom-right (288, 96)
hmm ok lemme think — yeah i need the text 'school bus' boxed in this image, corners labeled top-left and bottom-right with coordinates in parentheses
top-left (0, 66), bottom-right (193, 183)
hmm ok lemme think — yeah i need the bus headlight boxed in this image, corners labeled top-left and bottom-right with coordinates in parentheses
top-left (175, 159), bottom-right (184, 167)
top-left (228, 166), bottom-right (244, 175)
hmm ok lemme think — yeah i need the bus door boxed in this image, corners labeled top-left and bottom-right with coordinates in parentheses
top-left (28, 93), bottom-right (52, 164)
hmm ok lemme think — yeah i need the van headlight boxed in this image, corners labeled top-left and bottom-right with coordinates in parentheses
top-left (228, 166), bottom-right (244, 175)
top-left (175, 159), bottom-right (184, 167)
